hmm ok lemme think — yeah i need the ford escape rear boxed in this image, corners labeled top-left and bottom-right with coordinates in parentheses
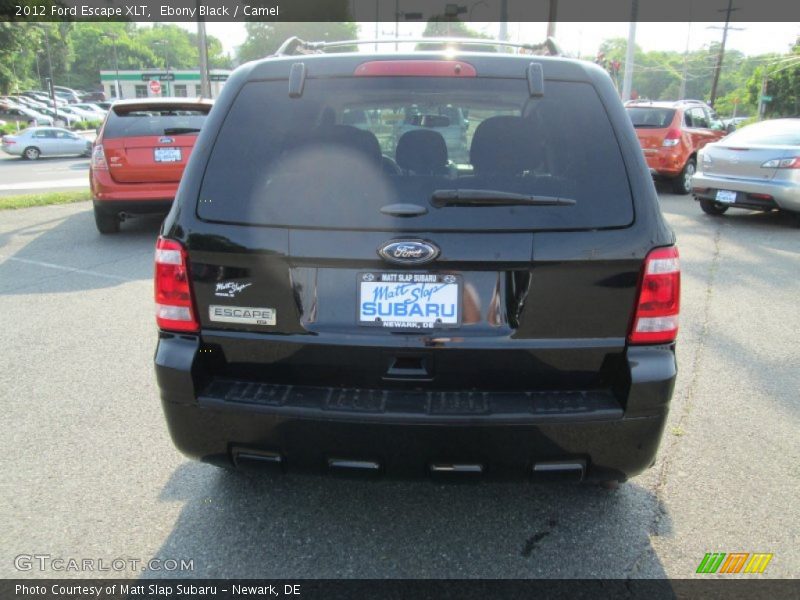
top-left (154, 40), bottom-right (679, 484)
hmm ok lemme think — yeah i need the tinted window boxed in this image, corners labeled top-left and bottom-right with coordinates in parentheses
top-left (103, 105), bottom-right (209, 138)
top-left (626, 107), bottom-right (675, 128)
top-left (198, 78), bottom-right (633, 232)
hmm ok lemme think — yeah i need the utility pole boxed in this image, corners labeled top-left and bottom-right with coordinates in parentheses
top-left (103, 33), bottom-right (122, 99)
top-left (678, 22), bottom-right (691, 99)
top-left (197, 19), bottom-right (210, 98)
top-left (41, 25), bottom-right (58, 124)
top-left (546, 0), bottom-right (557, 39)
top-left (708, 0), bottom-right (742, 108)
top-left (621, 0), bottom-right (638, 101)
top-left (498, 0), bottom-right (508, 41)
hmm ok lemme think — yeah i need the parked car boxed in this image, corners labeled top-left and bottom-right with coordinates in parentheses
top-left (721, 116), bottom-right (749, 132)
top-left (53, 86), bottom-right (82, 104)
top-left (33, 105), bottom-right (79, 128)
top-left (625, 99), bottom-right (728, 194)
top-left (22, 91), bottom-right (68, 107)
top-left (692, 118), bottom-right (800, 223)
top-left (90, 97), bottom-right (213, 233)
top-left (1, 126), bottom-right (92, 159)
top-left (94, 101), bottom-right (113, 111)
top-left (153, 40), bottom-right (680, 485)
top-left (0, 105), bottom-right (54, 127)
top-left (59, 105), bottom-right (101, 122)
top-left (70, 103), bottom-right (107, 120)
top-left (81, 90), bottom-right (107, 103)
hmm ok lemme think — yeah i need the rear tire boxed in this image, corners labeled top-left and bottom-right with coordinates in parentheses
top-left (94, 205), bottom-right (120, 234)
top-left (23, 146), bottom-right (40, 160)
top-left (699, 198), bottom-right (728, 216)
top-left (672, 157), bottom-right (696, 195)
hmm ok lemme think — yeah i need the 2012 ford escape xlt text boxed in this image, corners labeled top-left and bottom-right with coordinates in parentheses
top-left (154, 38), bottom-right (680, 484)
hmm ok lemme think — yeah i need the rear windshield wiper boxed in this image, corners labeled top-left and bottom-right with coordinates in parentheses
top-left (431, 189), bottom-right (576, 208)
top-left (163, 127), bottom-right (201, 135)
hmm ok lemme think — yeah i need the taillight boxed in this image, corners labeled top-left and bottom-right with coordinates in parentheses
top-left (662, 129), bottom-right (681, 147)
top-left (155, 237), bottom-right (199, 333)
top-left (761, 157), bottom-right (800, 169)
top-left (91, 144), bottom-right (107, 170)
top-left (629, 246), bottom-right (680, 345)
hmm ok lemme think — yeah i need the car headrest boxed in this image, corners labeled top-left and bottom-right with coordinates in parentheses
top-left (315, 124), bottom-right (382, 164)
top-left (469, 116), bottom-right (541, 176)
top-left (395, 129), bottom-right (449, 174)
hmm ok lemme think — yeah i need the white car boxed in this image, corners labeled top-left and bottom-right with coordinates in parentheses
top-left (1, 126), bottom-right (92, 160)
top-left (70, 103), bottom-right (107, 120)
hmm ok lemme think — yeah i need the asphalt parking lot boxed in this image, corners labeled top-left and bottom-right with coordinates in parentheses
top-left (0, 133), bottom-right (94, 196)
top-left (0, 193), bottom-right (798, 579)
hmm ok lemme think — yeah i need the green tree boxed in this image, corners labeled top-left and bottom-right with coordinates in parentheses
top-left (416, 20), bottom-right (493, 52)
top-left (747, 38), bottom-right (800, 117)
top-left (237, 22), bottom-right (357, 63)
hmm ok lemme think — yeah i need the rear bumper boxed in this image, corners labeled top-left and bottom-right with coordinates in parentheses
top-left (93, 199), bottom-right (172, 216)
top-left (155, 335), bottom-right (676, 481)
top-left (90, 168), bottom-right (178, 203)
top-left (692, 172), bottom-right (800, 212)
top-left (642, 149), bottom-right (685, 178)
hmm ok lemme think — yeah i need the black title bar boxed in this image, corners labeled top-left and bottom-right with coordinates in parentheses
top-left (2, 0), bottom-right (800, 22)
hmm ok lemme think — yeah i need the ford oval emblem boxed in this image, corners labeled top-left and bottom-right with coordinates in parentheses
top-left (159, 137), bottom-right (174, 144)
top-left (378, 239), bottom-right (440, 265)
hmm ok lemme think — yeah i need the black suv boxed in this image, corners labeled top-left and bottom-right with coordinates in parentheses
top-left (154, 39), bottom-right (679, 484)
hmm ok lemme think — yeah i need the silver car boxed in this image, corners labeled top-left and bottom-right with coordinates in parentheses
top-left (692, 118), bottom-right (800, 221)
top-left (1, 127), bottom-right (92, 160)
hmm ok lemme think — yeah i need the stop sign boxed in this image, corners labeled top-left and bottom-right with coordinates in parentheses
top-left (149, 79), bottom-right (162, 95)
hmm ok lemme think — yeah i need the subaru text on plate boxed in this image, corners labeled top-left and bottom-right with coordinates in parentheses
top-left (154, 37), bottom-right (680, 484)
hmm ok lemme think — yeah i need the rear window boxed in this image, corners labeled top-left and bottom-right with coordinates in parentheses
top-left (626, 107), bottom-right (675, 129)
top-left (104, 105), bottom-right (209, 139)
top-left (722, 120), bottom-right (800, 146)
top-left (198, 77), bottom-right (633, 231)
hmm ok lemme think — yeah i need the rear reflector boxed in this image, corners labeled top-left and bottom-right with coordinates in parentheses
top-left (91, 144), bottom-right (107, 170)
top-left (155, 237), bottom-right (199, 333)
top-left (354, 60), bottom-right (476, 77)
top-left (629, 246), bottom-right (680, 345)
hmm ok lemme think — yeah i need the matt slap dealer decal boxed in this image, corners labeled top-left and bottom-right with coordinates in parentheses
top-left (215, 281), bottom-right (252, 298)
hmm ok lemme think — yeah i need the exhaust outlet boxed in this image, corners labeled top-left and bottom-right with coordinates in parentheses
top-left (531, 460), bottom-right (586, 482)
top-left (231, 447), bottom-right (285, 472)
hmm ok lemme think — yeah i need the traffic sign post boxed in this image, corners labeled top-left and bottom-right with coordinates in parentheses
top-left (149, 79), bottom-right (162, 95)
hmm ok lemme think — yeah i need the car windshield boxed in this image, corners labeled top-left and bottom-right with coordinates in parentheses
top-left (722, 120), bottom-right (800, 146)
top-left (103, 106), bottom-right (209, 138)
top-left (198, 77), bottom-right (633, 232)
top-left (625, 107), bottom-right (675, 128)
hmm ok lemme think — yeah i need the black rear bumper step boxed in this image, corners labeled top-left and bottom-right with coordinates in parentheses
top-left (198, 379), bottom-right (623, 424)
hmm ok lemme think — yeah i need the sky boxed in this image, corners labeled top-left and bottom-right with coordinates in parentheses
top-left (179, 21), bottom-right (799, 60)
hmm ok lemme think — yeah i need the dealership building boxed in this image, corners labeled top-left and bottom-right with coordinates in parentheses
top-left (99, 69), bottom-right (231, 100)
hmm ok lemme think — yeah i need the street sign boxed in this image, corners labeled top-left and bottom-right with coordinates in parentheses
top-left (149, 79), bottom-right (162, 95)
top-left (761, 95), bottom-right (773, 102)
top-left (142, 73), bottom-right (175, 81)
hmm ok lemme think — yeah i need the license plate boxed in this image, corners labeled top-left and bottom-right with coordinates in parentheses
top-left (358, 273), bottom-right (460, 329)
top-left (154, 147), bottom-right (182, 163)
top-left (716, 189), bottom-right (737, 203)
